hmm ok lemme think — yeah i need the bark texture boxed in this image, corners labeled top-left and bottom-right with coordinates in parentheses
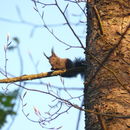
top-left (84, 0), bottom-right (130, 130)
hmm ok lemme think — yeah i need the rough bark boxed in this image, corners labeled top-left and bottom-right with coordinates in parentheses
top-left (84, 0), bottom-right (130, 130)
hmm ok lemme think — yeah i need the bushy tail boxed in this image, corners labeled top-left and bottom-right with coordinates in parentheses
top-left (61, 58), bottom-right (85, 78)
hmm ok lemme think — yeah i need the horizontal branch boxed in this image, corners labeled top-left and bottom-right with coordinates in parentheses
top-left (0, 67), bottom-right (84, 83)
top-left (0, 70), bottom-right (68, 83)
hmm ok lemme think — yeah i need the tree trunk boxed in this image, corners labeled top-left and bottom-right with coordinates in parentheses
top-left (84, 0), bottom-right (130, 130)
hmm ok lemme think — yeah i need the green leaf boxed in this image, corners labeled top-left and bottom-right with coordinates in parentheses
top-left (0, 89), bottom-right (19, 128)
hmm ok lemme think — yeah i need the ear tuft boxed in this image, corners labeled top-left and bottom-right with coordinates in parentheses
top-left (43, 52), bottom-right (49, 59)
top-left (51, 48), bottom-right (56, 56)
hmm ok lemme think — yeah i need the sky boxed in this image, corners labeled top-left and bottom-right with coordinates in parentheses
top-left (0, 0), bottom-right (86, 130)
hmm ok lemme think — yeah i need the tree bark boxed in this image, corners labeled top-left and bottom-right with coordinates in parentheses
top-left (84, 0), bottom-right (130, 130)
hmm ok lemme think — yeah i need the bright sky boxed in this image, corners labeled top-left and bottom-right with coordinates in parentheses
top-left (0, 0), bottom-right (86, 130)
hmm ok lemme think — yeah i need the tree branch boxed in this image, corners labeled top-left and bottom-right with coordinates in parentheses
top-left (0, 67), bottom-right (84, 83)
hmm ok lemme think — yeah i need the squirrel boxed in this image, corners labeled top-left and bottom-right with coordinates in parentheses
top-left (44, 49), bottom-right (85, 78)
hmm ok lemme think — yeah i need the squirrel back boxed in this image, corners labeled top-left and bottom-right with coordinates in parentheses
top-left (44, 49), bottom-right (85, 78)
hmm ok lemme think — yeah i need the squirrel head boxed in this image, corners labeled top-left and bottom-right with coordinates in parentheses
top-left (44, 49), bottom-right (70, 70)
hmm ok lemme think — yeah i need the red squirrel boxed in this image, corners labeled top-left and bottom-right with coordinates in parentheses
top-left (44, 49), bottom-right (85, 78)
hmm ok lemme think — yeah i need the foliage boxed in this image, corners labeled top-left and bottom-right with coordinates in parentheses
top-left (0, 89), bottom-right (18, 128)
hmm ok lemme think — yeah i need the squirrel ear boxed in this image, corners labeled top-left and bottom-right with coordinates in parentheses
top-left (51, 48), bottom-right (56, 56)
top-left (43, 52), bottom-right (49, 59)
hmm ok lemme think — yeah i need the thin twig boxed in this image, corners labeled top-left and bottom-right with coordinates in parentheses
top-left (96, 109), bottom-right (107, 130)
top-left (33, 1), bottom-right (80, 48)
top-left (93, 5), bottom-right (104, 35)
top-left (55, 0), bottom-right (85, 49)
top-left (13, 83), bottom-right (130, 119)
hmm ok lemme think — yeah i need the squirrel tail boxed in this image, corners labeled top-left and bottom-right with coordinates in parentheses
top-left (61, 58), bottom-right (85, 78)
top-left (73, 58), bottom-right (85, 78)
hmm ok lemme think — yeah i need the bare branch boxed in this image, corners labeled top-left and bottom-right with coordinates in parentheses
top-left (55, 0), bottom-right (85, 49)
top-left (0, 67), bottom-right (85, 83)
top-left (15, 83), bottom-right (130, 120)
